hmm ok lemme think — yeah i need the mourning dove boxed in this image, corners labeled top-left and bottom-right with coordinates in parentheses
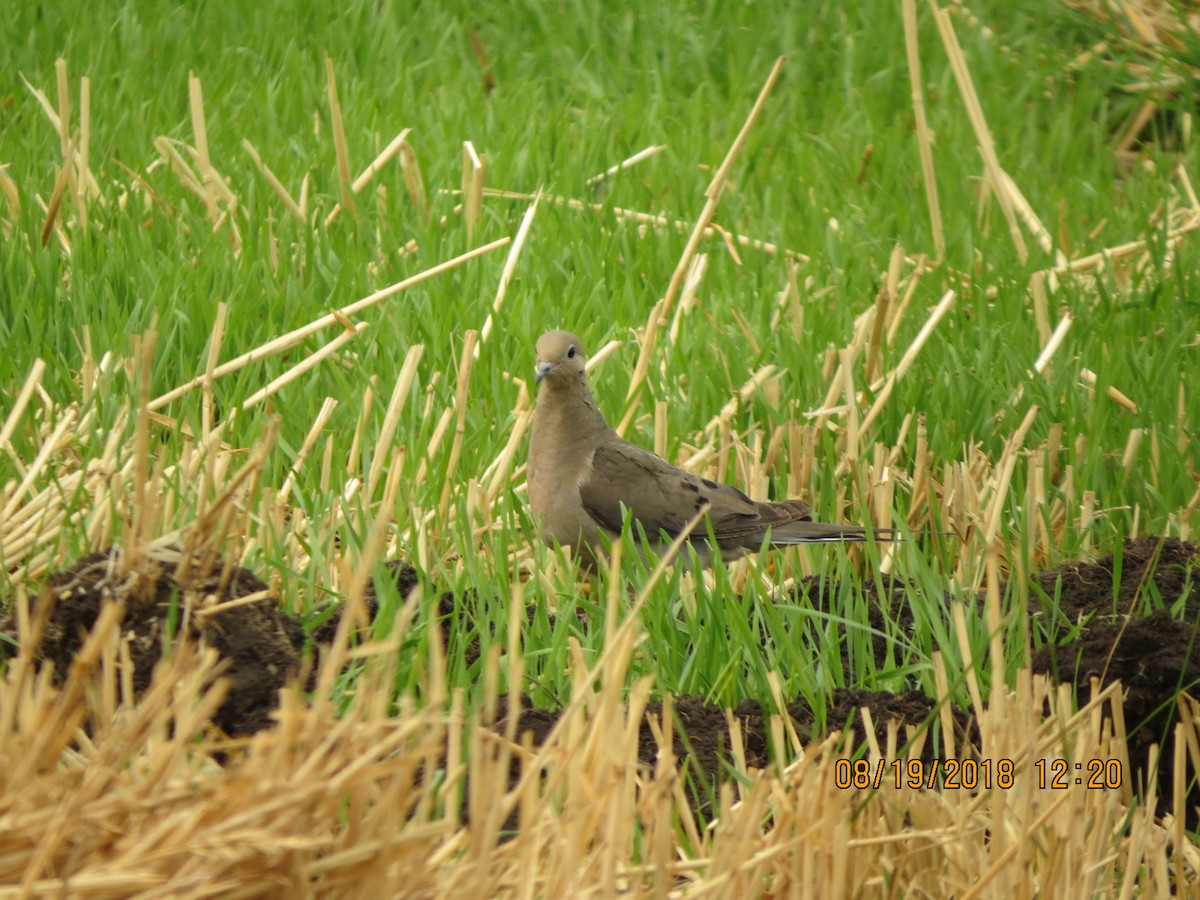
top-left (528, 330), bottom-right (894, 568)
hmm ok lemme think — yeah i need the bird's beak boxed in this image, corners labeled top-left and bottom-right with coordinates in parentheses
top-left (535, 361), bottom-right (554, 385)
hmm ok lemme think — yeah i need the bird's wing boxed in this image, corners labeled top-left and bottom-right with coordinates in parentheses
top-left (579, 438), bottom-right (782, 542)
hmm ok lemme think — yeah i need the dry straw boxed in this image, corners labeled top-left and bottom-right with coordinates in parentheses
top-left (326, 56), bottom-right (357, 226)
top-left (0, 552), bottom-right (1195, 894)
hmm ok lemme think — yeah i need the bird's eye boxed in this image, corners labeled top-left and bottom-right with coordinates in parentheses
top-left (566, 345), bottom-right (576, 359)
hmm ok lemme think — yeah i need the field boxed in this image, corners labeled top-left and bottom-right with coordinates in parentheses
top-left (2, 0), bottom-right (1200, 894)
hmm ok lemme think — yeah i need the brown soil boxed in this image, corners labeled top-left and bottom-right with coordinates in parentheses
top-left (0, 549), bottom-right (305, 736)
top-left (3, 535), bottom-right (1198, 823)
top-left (485, 687), bottom-right (972, 822)
top-left (1029, 537), bottom-right (1200, 824)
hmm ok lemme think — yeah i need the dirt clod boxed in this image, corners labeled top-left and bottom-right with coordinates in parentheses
top-left (0, 548), bottom-right (303, 736)
top-left (1031, 536), bottom-right (1200, 625)
top-left (1029, 538), bottom-right (1200, 824)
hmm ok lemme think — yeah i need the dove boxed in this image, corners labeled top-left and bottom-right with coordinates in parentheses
top-left (527, 329), bottom-right (894, 568)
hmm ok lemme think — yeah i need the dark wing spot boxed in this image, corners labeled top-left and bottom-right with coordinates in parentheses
top-left (681, 479), bottom-right (700, 493)
top-left (701, 478), bottom-right (719, 490)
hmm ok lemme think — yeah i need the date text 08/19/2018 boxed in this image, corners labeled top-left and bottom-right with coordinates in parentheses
top-left (834, 758), bottom-right (1125, 791)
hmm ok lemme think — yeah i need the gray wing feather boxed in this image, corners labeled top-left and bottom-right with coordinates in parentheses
top-left (579, 440), bottom-right (760, 540)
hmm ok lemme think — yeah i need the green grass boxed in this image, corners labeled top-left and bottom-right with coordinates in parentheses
top-left (1, 0), bottom-right (1198, 727)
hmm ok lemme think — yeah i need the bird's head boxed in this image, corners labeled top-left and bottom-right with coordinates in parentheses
top-left (535, 330), bottom-right (588, 386)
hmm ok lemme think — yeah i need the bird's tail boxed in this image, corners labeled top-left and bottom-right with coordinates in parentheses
top-left (768, 521), bottom-right (898, 545)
